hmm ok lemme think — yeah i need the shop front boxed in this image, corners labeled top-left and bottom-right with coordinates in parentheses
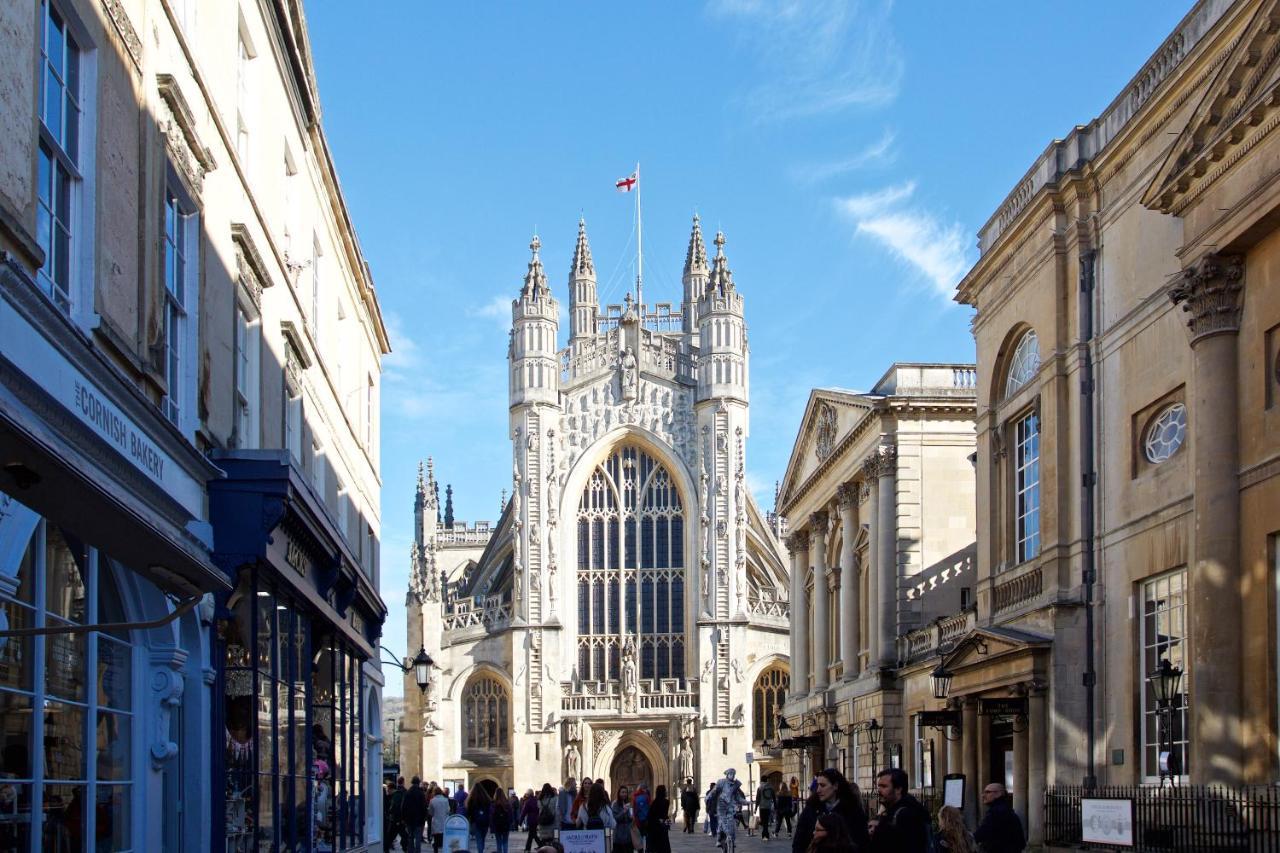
top-left (0, 258), bottom-right (231, 850)
top-left (210, 452), bottom-right (386, 852)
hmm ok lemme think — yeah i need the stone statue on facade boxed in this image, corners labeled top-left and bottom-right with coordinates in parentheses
top-left (622, 639), bottom-right (640, 712)
top-left (678, 738), bottom-right (695, 782)
top-left (621, 348), bottom-right (638, 401)
top-left (564, 742), bottom-right (581, 779)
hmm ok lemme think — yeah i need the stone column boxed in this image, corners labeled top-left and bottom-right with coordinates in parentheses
top-left (865, 476), bottom-right (881, 668)
top-left (962, 697), bottom-right (979, 827)
top-left (837, 484), bottom-right (860, 680)
top-left (1169, 253), bottom-right (1244, 785)
top-left (787, 533), bottom-right (810, 698)
top-left (867, 445), bottom-right (898, 668)
top-left (810, 512), bottom-right (830, 691)
top-left (1027, 685), bottom-right (1048, 848)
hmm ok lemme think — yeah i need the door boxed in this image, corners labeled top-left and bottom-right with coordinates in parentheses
top-left (610, 746), bottom-right (653, 792)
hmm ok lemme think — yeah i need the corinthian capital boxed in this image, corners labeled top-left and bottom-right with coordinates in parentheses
top-left (836, 483), bottom-right (858, 511)
top-left (809, 511), bottom-right (830, 540)
top-left (784, 532), bottom-right (808, 554)
top-left (861, 444), bottom-right (898, 480)
top-left (1169, 253), bottom-right (1244, 342)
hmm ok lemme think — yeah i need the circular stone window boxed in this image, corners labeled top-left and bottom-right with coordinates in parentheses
top-left (1144, 403), bottom-right (1187, 464)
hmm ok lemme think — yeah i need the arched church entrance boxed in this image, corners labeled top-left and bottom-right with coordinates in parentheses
top-left (610, 746), bottom-right (653, 793)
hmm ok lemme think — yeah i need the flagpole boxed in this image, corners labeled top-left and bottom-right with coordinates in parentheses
top-left (635, 161), bottom-right (643, 328)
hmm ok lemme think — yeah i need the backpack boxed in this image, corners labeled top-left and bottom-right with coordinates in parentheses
top-left (759, 787), bottom-right (776, 809)
top-left (493, 804), bottom-right (511, 834)
top-left (707, 788), bottom-right (721, 813)
top-left (635, 795), bottom-right (650, 823)
top-left (586, 809), bottom-right (606, 830)
top-left (538, 799), bottom-right (556, 826)
top-left (890, 800), bottom-right (938, 853)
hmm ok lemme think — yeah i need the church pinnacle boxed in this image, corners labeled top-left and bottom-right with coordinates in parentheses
top-left (707, 230), bottom-right (735, 295)
top-left (520, 234), bottom-right (550, 300)
top-left (683, 214), bottom-right (709, 278)
top-left (570, 218), bottom-right (595, 279)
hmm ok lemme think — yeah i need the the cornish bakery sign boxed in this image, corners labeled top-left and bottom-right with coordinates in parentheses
top-left (72, 379), bottom-right (166, 480)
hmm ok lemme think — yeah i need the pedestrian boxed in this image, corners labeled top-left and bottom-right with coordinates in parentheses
top-left (578, 781), bottom-right (617, 830)
top-left (714, 770), bottom-right (747, 851)
top-left (866, 768), bottom-right (929, 853)
top-left (680, 783), bottom-right (700, 833)
top-left (534, 783), bottom-right (558, 849)
top-left (570, 782), bottom-right (590, 829)
top-left (493, 788), bottom-right (515, 853)
top-left (612, 786), bottom-right (635, 853)
top-left (445, 787), bottom-right (455, 815)
top-left (974, 783), bottom-right (1025, 853)
top-left (705, 782), bottom-right (718, 836)
top-left (805, 812), bottom-right (855, 853)
top-left (558, 779), bottom-right (578, 832)
top-left (469, 785), bottom-right (494, 853)
top-left (775, 781), bottom-right (794, 837)
top-left (792, 768), bottom-right (869, 853)
top-left (520, 789), bottom-right (541, 850)
top-left (756, 779), bottom-right (776, 841)
top-left (633, 784), bottom-right (651, 853)
top-left (390, 776), bottom-right (408, 851)
top-left (402, 776), bottom-right (430, 853)
top-left (645, 785), bottom-right (671, 853)
top-left (455, 785), bottom-right (469, 816)
top-left (430, 785), bottom-right (452, 853)
top-left (936, 805), bottom-right (976, 853)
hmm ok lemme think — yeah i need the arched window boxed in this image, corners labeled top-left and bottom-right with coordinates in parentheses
top-left (1003, 330), bottom-right (1040, 399)
top-left (753, 667), bottom-right (790, 743)
top-left (463, 676), bottom-right (510, 752)
top-left (576, 446), bottom-right (686, 682)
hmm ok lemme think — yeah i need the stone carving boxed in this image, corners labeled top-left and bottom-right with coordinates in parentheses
top-left (564, 742), bottom-right (581, 779)
top-left (1169, 253), bottom-right (1244, 341)
top-left (622, 639), bottom-right (639, 713)
top-left (814, 402), bottom-right (838, 462)
top-left (861, 444), bottom-right (897, 480)
top-left (594, 728), bottom-right (622, 757)
top-left (836, 482), bottom-right (858, 511)
top-left (620, 348), bottom-right (638, 401)
top-left (677, 738), bottom-right (695, 782)
top-left (150, 654), bottom-right (186, 768)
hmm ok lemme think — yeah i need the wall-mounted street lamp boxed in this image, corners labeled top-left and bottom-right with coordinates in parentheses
top-left (930, 660), bottom-right (955, 701)
top-left (380, 644), bottom-right (435, 693)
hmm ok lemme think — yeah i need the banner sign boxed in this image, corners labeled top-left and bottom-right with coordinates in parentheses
top-left (918, 710), bottom-right (961, 728)
top-left (560, 829), bottom-right (608, 853)
top-left (1081, 798), bottom-right (1134, 847)
top-left (978, 698), bottom-right (1027, 718)
top-left (443, 815), bottom-right (470, 853)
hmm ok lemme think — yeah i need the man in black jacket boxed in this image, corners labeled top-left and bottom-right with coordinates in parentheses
top-left (975, 783), bottom-right (1026, 853)
top-left (680, 783), bottom-right (700, 833)
top-left (867, 769), bottom-right (929, 853)
top-left (401, 776), bottom-right (430, 853)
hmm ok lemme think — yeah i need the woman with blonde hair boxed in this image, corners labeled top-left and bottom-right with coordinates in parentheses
top-left (936, 805), bottom-right (976, 853)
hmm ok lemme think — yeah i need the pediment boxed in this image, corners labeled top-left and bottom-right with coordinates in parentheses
top-left (941, 626), bottom-right (1051, 671)
top-left (777, 389), bottom-right (875, 511)
top-left (1145, 0), bottom-right (1280, 214)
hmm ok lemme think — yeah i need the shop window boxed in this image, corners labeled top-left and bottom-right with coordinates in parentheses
top-left (752, 666), bottom-right (789, 743)
top-left (1139, 569), bottom-right (1189, 782)
top-left (0, 507), bottom-right (135, 849)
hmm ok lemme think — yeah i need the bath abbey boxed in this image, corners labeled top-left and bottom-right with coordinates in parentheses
top-left (400, 217), bottom-right (792, 793)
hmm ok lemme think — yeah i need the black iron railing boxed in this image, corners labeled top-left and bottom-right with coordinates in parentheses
top-left (1045, 785), bottom-right (1280, 851)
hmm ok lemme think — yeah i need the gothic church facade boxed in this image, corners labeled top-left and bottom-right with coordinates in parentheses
top-left (402, 218), bottom-right (791, 794)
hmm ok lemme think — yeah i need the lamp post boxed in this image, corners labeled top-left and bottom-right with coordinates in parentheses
top-left (380, 644), bottom-right (435, 693)
top-left (847, 718), bottom-right (882, 783)
top-left (828, 720), bottom-right (845, 778)
top-left (1147, 657), bottom-right (1183, 787)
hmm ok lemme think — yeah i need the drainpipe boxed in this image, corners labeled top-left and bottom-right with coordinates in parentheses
top-left (1080, 249), bottom-right (1098, 790)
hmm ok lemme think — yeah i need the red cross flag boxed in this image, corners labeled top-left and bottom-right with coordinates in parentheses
top-left (616, 172), bottom-right (637, 192)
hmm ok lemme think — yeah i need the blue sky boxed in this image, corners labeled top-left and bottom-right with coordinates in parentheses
top-left (306, 1), bottom-right (1192, 696)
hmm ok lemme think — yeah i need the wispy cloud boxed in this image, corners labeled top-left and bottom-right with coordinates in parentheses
top-left (468, 295), bottom-right (513, 331)
top-left (709, 0), bottom-right (903, 121)
top-left (835, 181), bottom-right (969, 298)
top-left (790, 129), bottom-right (897, 185)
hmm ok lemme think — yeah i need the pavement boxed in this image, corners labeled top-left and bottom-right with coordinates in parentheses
top-left (669, 817), bottom-right (796, 853)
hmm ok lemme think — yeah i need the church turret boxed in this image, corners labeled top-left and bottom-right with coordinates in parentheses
top-left (682, 214), bottom-right (709, 340)
top-left (568, 218), bottom-right (597, 346)
top-left (509, 235), bottom-right (561, 409)
top-left (696, 231), bottom-right (748, 405)
top-left (444, 484), bottom-right (455, 528)
top-left (415, 458), bottom-right (439, 546)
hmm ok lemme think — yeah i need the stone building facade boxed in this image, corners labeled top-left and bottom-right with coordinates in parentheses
top-left (775, 367), bottom-right (978, 793)
top-left (0, 1), bottom-right (389, 850)
top-left (853, 0), bottom-right (1280, 847)
top-left (403, 219), bottom-right (792, 795)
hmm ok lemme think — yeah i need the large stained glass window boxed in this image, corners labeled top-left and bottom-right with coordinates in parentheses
top-left (752, 667), bottom-right (789, 743)
top-left (463, 675), bottom-right (510, 752)
top-left (576, 446), bottom-right (687, 683)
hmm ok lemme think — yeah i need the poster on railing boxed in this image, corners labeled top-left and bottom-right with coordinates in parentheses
top-left (1081, 798), bottom-right (1134, 847)
top-left (560, 829), bottom-right (608, 853)
top-left (444, 815), bottom-right (471, 853)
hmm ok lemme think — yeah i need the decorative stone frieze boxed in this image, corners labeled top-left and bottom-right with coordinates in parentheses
top-left (1169, 253), bottom-right (1244, 342)
top-left (814, 402), bottom-right (838, 462)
